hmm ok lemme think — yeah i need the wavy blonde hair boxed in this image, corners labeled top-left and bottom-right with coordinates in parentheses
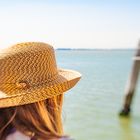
top-left (0, 94), bottom-right (66, 140)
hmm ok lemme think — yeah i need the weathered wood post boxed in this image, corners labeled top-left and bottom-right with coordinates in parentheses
top-left (120, 41), bottom-right (140, 116)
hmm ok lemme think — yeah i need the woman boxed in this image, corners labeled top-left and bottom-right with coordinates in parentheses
top-left (0, 42), bottom-right (81, 140)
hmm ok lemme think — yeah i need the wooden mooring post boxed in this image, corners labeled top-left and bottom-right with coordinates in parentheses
top-left (120, 41), bottom-right (140, 116)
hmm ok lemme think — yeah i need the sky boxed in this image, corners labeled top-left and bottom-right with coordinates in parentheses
top-left (0, 0), bottom-right (140, 49)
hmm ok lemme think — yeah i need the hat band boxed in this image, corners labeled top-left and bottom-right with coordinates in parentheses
top-left (0, 73), bottom-right (59, 90)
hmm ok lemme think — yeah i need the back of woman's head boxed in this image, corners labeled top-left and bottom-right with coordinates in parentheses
top-left (0, 42), bottom-right (81, 140)
top-left (0, 94), bottom-right (65, 140)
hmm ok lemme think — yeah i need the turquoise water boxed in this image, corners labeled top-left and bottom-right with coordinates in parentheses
top-left (56, 50), bottom-right (140, 140)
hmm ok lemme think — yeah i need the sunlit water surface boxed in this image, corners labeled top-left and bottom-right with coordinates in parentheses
top-left (56, 50), bottom-right (140, 140)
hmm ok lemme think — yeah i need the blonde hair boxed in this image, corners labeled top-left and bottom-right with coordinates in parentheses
top-left (0, 94), bottom-right (66, 140)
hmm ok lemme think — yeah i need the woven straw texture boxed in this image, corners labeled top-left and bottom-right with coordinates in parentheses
top-left (0, 42), bottom-right (81, 108)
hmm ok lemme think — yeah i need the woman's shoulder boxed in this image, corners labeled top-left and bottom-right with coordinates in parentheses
top-left (6, 128), bottom-right (74, 140)
top-left (6, 130), bottom-right (30, 140)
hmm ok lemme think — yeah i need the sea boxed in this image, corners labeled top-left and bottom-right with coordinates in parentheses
top-left (56, 49), bottom-right (140, 140)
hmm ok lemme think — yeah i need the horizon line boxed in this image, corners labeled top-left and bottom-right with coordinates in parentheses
top-left (55, 48), bottom-right (135, 50)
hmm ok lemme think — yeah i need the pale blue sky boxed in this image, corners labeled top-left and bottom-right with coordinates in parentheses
top-left (0, 0), bottom-right (140, 49)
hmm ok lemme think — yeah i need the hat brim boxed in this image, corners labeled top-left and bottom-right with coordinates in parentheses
top-left (0, 68), bottom-right (81, 108)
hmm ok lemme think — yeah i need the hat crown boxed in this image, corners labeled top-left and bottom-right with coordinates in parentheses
top-left (0, 42), bottom-right (58, 86)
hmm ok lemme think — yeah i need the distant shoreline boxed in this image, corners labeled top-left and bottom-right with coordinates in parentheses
top-left (55, 48), bottom-right (135, 51)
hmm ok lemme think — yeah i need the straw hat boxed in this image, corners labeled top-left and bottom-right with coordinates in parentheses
top-left (0, 42), bottom-right (81, 108)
